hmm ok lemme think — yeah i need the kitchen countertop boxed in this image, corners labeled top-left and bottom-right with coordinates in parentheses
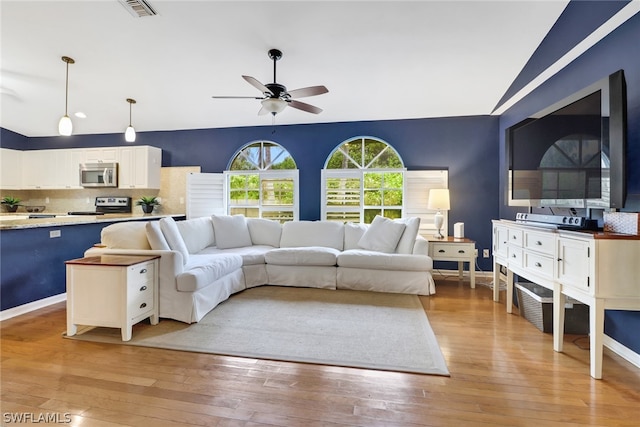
top-left (0, 213), bottom-right (185, 230)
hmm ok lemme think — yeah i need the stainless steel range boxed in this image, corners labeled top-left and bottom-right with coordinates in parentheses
top-left (68, 196), bottom-right (132, 215)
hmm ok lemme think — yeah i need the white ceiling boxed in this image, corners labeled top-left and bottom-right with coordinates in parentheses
top-left (0, 0), bottom-right (570, 137)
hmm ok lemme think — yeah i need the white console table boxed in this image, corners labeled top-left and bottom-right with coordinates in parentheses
top-left (492, 219), bottom-right (640, 379)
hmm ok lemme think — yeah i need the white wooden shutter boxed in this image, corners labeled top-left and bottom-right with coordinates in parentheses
top-left (186, 173), bottom-right (225, 219)
top-left (404, 170), bottom-right (448, 238)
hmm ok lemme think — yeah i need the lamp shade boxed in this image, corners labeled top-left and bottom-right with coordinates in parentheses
top-left (125, 125), bottom-right (136, 142)
top-left (58, 115), bottom-right (73, 136)
top-left (261, 98), bottom-right (287, 114)
top-left (427, 189), bottom-right (450, 210)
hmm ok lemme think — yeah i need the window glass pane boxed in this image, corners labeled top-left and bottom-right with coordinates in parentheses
top-left (364, 139), bottom-right (386, 166)
top-left (230, 207), bottom-right (259, 217)
top-left (384, 172), bottom-right (403, 188)
top-left (364, 172), bottom-right (382, 188)
top-left (326, 178), bottom-right (360, 206)
top-left (383, 209), bottom-right (402, 219)
top-left (364, 190), bottom-right (381, 205)
top-left (262, 210), bottom-right (294, 223)
top-left (364, 209), bottom-right (381, 224)
top-left (383, 190), bottom-right (403, 206)
top-left (344, 140), bottom-right (363, 167)
top-left (262, 179), bottom-right (294, 206)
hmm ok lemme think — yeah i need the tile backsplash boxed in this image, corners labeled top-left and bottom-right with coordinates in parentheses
top-left (1, 166), bottom-right (200, 215)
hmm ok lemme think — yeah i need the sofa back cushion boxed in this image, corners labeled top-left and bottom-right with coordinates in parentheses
top-left (211, 214), bottom-right (253, 249)
top-left (394, 217), bottom-right (421, 254)
top-left (280, 221), bottom-right (344, 250)
top-left (101, 221), bottom-right (151, 250)
top-left (247, 218), bottom-right (281, 247)
top-left (357, 215), bottom-right (405, 253)
top-left (146, 221), bottom-right (170, 250)
top-left (159, 217), bottom-right (190, 264)
top-left (344, 222), bottom-right (368, 250)
top-left (176, 216), bottom-right (216, 253)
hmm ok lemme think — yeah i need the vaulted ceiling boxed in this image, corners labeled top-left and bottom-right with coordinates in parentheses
top-left (1, 0), bottom-right (573, 137)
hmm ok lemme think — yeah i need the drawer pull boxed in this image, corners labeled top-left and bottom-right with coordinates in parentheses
top-left (536, 241), bottom-right (542, 245)
top-left (139, 268), bottom-right (147, 274)
top-left (139, 285), bottom-right (147, 291)
top-left (140, 303), bottom-right (147, 309)
top-left (535, 262), bottom-right (542, 267)
top-left (458, 250), bottom-right (465, 254)
top-left (512, 254), bottom-right (516, 258)
top-left (438, 249), bottom-right (445, 253)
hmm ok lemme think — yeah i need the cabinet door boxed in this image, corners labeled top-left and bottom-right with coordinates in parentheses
top-left (60, 149), bottom-right (85, 189)
top-left (0, 148), bottom-right (23, 189)
top-left (493, 224), bottom-right (509, 259)
top-left (557, 237), bottom-right (592, 294)
top-left (118, 146), bottom-right (161, 189)
top-left (84, 147), bottom-right (119, 163)
top-left (22, 150), bottom-right (50, 189)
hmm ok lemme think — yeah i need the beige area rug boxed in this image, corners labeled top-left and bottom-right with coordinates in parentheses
top-left (65, 286), bottom-right (450, 376)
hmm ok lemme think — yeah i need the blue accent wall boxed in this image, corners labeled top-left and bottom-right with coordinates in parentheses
top-left (498, 12), bottom-right (640, 353)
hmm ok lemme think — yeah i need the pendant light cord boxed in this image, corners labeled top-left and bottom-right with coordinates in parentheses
top-left (64, 61), bottom-right (69, 116)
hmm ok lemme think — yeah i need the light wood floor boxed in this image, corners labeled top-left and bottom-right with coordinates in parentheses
top-left (2, 278), bottom-right (639, 426)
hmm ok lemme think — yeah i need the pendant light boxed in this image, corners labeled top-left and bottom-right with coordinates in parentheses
top-left (58, 56), bottom-right (75, 136)
top-left (125, 98), bottom-right (136, 142)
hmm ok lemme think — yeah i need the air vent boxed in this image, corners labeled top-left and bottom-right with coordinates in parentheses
top-left (119, 0), bottom-right (157, 18)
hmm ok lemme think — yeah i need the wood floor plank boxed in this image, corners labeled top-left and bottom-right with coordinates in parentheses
top-left (2, 279), bottom-right (639, 426)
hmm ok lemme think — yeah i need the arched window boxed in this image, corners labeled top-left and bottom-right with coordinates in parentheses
top-left (227, 141), bottom-right (298, 222)
top-left (322, 137), bottom-right (406, 223)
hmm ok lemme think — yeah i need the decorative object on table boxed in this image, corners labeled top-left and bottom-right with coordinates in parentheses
top-left (24, 205), bottom-right (46, 213)
top-left (454, 222), bottom-right (465, 238)
top-left (1, 196), bottom-right (21, 212)
top-left (427, 188), bottom-right (450, 239)
top-left (136, 196), bottom-right (160, 214)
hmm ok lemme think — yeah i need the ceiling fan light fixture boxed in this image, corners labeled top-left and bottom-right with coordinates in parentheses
top-left (261, 97), bottom-right (287, 114)
top-left (59, 56), bottom-right (75, 136)
top-left (125, 98), bottom-right (137, 142)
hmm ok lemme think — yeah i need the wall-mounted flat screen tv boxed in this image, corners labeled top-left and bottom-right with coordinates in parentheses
top-left (506, 70), bottom-right (626, 209)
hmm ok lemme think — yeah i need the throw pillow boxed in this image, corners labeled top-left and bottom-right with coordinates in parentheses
top-left (211, 214), bottom-right (253, 249)
top-left (394, 217), bottom-right (421, 254)
top-left (159, 217), bottom-right (190, 264)
top-left (145, 221), bottom-right (170, 251)
top-left (357, 215), bottom-right (406, 253)
top-left (344, 222), bottom-right (368, 250)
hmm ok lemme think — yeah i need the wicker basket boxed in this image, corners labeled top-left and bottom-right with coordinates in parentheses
top-left (515, 282), bottom-right (589, 334)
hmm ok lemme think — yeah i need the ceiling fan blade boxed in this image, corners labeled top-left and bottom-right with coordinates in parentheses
top-left (211, 95), bottom-right (264, 99)
top-left (242, 75), bottom-right (273, 95)
top-left (287, 85), bottom-right (329, 99)
top-left (288, 99), bottom-right (323, 114)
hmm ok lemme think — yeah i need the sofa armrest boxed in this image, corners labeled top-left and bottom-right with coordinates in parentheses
top-left (83, 247), bottom-right (184, 293)
top-left (412, 235), bottom-right (429, 256)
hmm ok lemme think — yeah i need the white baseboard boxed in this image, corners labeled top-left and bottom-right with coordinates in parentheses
top-left (604, 335), bottom-right (640, 370)
top-left (0, 293), bottom-right (67, 321)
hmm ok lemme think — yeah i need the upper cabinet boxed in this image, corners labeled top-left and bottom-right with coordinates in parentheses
top-left (1, 145), bottom-right (162, 190)
top-left (118, 146), bottom-right (162, 189)
top-left (0, 148), bottom-right (23, 189)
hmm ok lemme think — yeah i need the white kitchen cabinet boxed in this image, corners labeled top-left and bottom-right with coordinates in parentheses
top-left (118, 145), bottom-right (162, 189)
top-left (0, 148), bottom-right (23, 189)
top-left (22, 149), bottom-right (84, 189)
top-left (84, 147), bottom-right (119, 163)
top-left (21, 150), bottom-right (50, 189)
top-left (58, 148), bottom-right (85, 189)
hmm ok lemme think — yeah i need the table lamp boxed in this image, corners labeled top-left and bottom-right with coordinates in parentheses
top-left (427, 189), bottom-right (450, 239)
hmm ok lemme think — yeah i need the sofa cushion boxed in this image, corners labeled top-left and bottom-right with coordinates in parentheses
top-left (197, 245), bottom-right (274, 266)
top-left (211, 214), bottom-right (253, 249)
top-left (357, 215), bottom-right (405, 253)
top-left (145, 221), bottom-right (170, 250)
top-left (177, 253), bottom-right (243, 292)
top-left (176, 216), bottom-right (215, 254)
top-left (101, 221), bottom-right (151, 250)
top-left (395, 217), bottom-right (421, 254)
top-left (265, 246), bottom-right (341, 266)
top-left (337, 249), bottom-right (433, 271)
top-left (344, 222), bottom-right (368, 250)
top-left (280, 221), bottom-right (344, 250)
top-left (247, 218), bottom-right (281, 247)
top-left (160, 217), bottom-right (190, 264)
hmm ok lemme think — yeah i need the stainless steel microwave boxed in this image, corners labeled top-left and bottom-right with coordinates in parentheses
top-left (79, 163), bottom-right (118, 187)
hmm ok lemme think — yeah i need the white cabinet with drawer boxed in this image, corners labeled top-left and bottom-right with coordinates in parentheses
top-left (66, 254), bottom-right (160, 341)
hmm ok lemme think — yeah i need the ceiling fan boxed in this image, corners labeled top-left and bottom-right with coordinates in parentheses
top-left (212, 48), bottom-right (328, 116)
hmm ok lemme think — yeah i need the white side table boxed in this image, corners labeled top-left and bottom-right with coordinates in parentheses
top-left (428, 237), bottom-right (476, 288)
top-left (66, 254), bottom-right (160, 341)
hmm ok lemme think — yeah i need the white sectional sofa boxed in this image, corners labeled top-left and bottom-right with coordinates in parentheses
top-left (85, 215), bottom-right (435, 323)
